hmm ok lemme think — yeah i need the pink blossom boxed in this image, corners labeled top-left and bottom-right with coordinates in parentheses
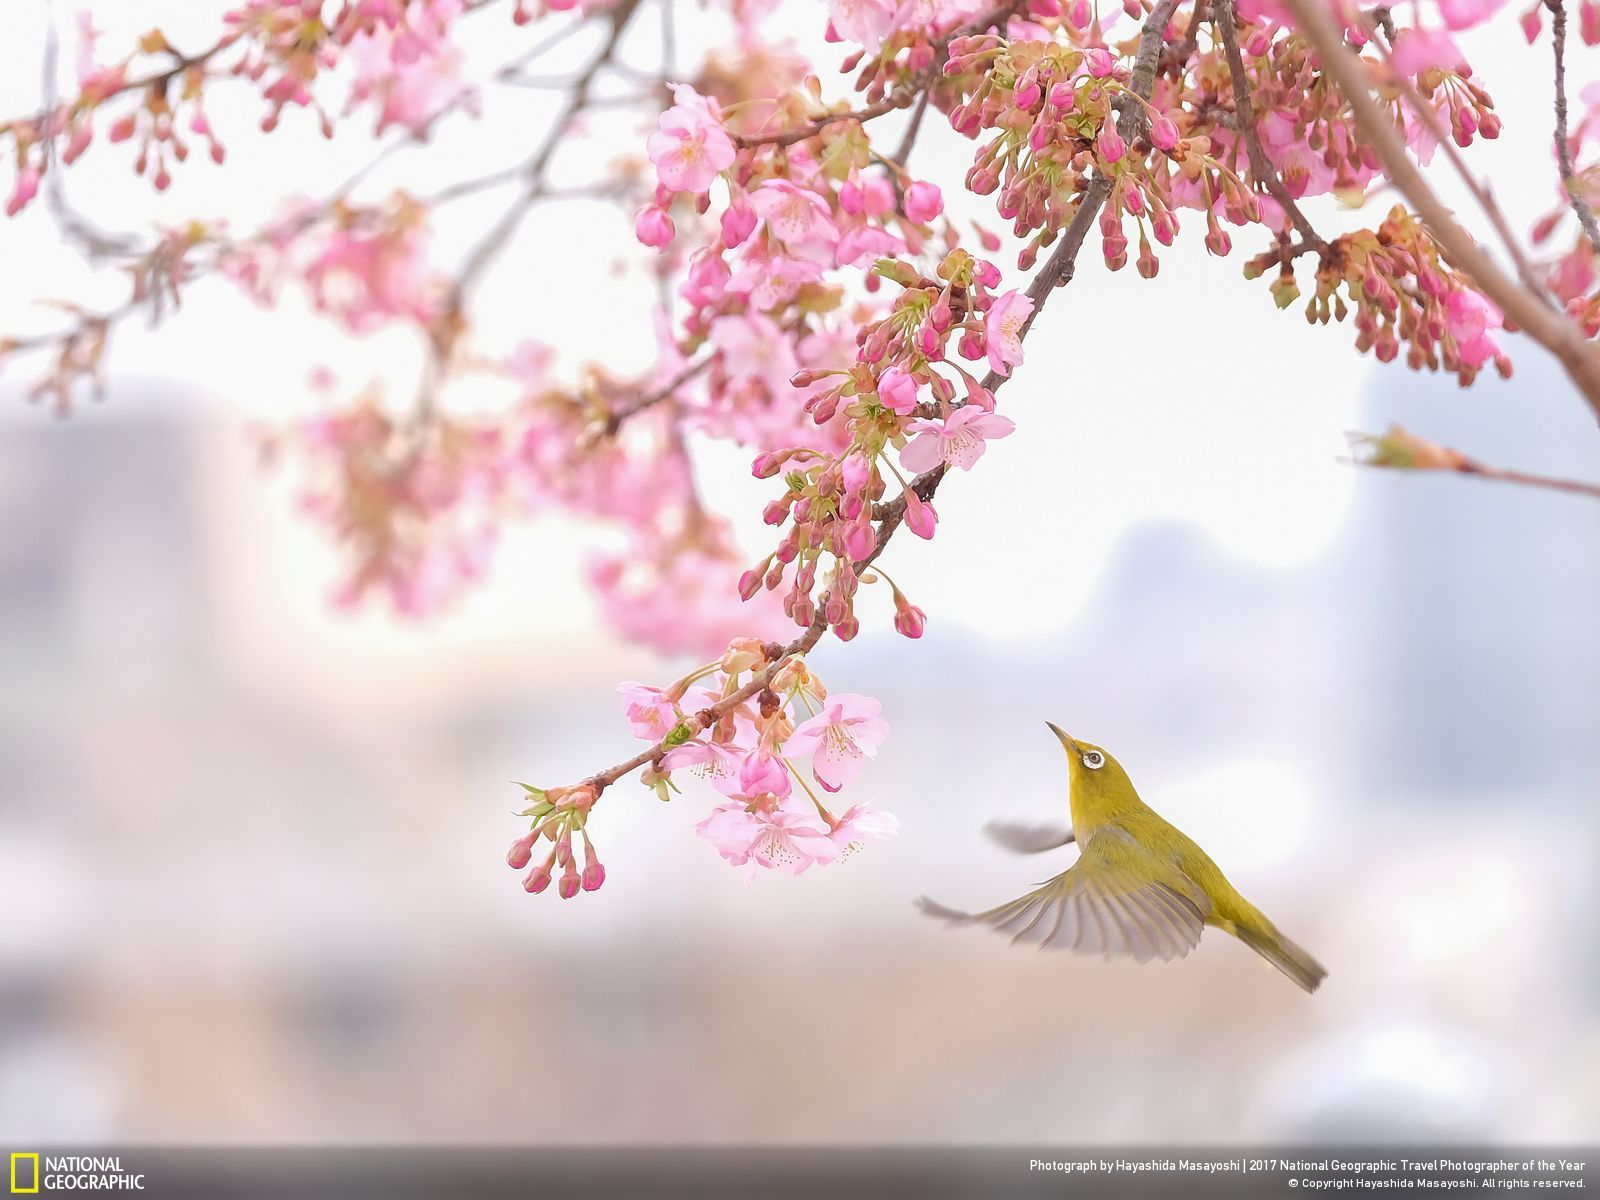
top-left (983, 289), bottom-right (1034, 376)
top-left (711, 312), bottom-right (801, 400)
top-left (728, 255), bottom-right (825, 311)
top-left (647, 84), bottom-right (735, 193)
top-left (828, 803), bottom-right (900, 855)
top-left (1444, 288), bottom-right (1505, 368)
top-left (904, 180), bottom-right (944, 223)
top-left (899, 405), bottom-right (1016, 473)
top-left (785, 693), bottom-right (889, 792)
top-left (1390, 28), bottom-right (1465, 75)
top-left (750, 179), bottom-right (837, 249)
top-left (1439, 0), bottom-right (1506, 29)
top-left (661, 738), bottom-right (746, 795)
top-left (828, 0), bottom-right (898, 51)
top-left (695, 801), bottom-right (839, 873)
top-left (618, 682), bottom-right (706, 740)
top-left (836, 225), bottom-right (904, 267)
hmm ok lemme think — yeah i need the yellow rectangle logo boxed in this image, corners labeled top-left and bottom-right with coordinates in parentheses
top-left (8, 1153), bottom-right (39, 1194)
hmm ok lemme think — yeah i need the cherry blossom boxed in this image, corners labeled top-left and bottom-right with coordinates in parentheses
top-left (900, 406), bottom-right (1017, 473)
top-left (786, 694), bottom-right (890, 793)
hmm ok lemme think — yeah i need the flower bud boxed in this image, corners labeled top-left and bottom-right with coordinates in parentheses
top-left (635, 205), bottom-right (676, 249)
top-left (558, 862), bottom-right (581, 899)
top-left (877, 367), bottom-right (918, 414)
top-left (524, 863), bottom-right (553, 893)
top-left (506, 833), bottom-right (536, 870)
top-left (893, 592), bottom-right (926, 638)
top-left (904, 181), bottom-right (944, 224)
top-left (904, 492), bottom-right (938, 539)
top-left (1097, 126), bottom-right (1126, 164)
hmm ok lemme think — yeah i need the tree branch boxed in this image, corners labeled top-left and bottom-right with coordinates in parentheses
top-left (1546, 0), bottom-right (1600, 256)
top-left (1351, 423), bottom-right (1600, 499)
top-left (1281, 0), bottom-right (1600, 421)
top-left (1213, 0), bottom-right (1326, 252)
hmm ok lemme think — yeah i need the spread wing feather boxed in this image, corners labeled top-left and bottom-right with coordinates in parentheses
top-left (918, 827), bottom-right (1211, 964)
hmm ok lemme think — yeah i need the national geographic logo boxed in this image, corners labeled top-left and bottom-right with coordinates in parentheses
top-left (8, 1155), bottom-right (143, 1192)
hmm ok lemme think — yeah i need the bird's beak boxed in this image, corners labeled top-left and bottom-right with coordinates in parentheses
top-left (1045, 722), bottom-right (1078, 753)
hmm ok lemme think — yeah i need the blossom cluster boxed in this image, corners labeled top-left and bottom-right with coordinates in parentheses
top-left (507, 639), bottom-right (897, 894)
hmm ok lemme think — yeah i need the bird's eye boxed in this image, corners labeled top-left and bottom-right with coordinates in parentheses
top-left (1082, 750), bottom-right (1105, 770)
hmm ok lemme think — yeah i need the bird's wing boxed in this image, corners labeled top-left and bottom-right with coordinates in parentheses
top-left (984, 818), bottom-right (1076, 854)
top-left (918, 827), bottom-right (1211, 963)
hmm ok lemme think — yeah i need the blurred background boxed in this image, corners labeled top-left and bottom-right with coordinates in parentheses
top-left (1, 0), bottom-right (1597, 1148)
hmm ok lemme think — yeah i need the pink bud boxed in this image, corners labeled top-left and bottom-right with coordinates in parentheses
top-left (5, 167), bottom-right (40, 217)
top-left (1084, 48), bottom-right (1116, 78)
top-left (635, 205), bottom-right (675, 249)
top-left (840, 453), bottom-right (870, 494)
top-left (506, 834), bottom-right (536, 869)
top-left (904, 492), bottom-right (938, 539)
top-left (738, 568), bottom-right (764, 601)
top-left (558, 862), bottom-right (581, 899)
top-left (721, 196), bottom-right (756, 246)
top-left (1150, 116), bottom-right (1179, 151)
top-left (894, 602), bottom-right (927, 639)
top-left (904, 181), bottom-right (944, 224)
top-left (63, 124), bottom-right (93, 164)
top-left (1097, 126), bottom-right (1126, 164)
top-left (877, 367), bottom-right (918, 414)
top-left (523, 864), bottom-right (553, 893)
top-left (582, 860), bottom-right (606, 891)
top-left (844, 520), bottom-right (876, 561)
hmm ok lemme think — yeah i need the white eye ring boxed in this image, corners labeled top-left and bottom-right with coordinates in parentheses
top-left (1082, 750), bottom-right (1105, 770)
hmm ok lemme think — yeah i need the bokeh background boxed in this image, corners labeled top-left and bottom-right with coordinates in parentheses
top-left (1, 0), bottom-right (1597, 1146)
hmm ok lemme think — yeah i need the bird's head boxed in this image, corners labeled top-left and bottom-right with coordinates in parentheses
top-left (1046, 723), bottom-right (1134, 798)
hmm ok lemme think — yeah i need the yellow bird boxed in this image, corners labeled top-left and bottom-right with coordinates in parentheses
top-left (919, 725), bottom-right (1327, 992)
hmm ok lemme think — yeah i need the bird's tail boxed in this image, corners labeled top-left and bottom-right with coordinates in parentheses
top-left (1234, 923), bottom-right (1327, 993)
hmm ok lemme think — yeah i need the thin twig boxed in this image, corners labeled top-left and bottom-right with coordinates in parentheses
top-left (599, 355), bottom-right (712, 435)
top-left (1362, 17), bottom-right (1550, 305)
top-left (1546, 0), bottom-right (1600, 255)
top-left (1213, 0), bottom-right (1326, 251)
top-left (1351, 424), bottom-right (1600, 499)
top-left (889, 89), bottom-right (933, 169)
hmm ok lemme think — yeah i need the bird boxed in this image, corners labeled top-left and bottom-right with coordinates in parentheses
top-left (918, 724), bottom-right (1328, 993)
